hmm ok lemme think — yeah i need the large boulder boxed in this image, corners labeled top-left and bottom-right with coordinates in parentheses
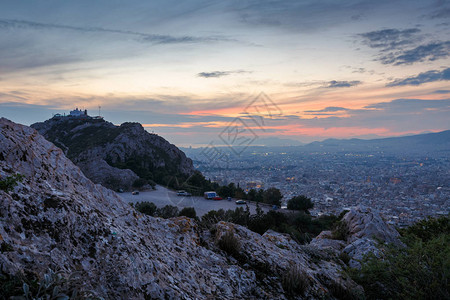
top-left (311, 206), bottom-right (401, 268)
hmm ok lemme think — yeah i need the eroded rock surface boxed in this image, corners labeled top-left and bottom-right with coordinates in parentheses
top-left (31, 117), bottom-right (194, 190)
top-left (1, 118), bottom-right (362, 299)
top-left (311, 206), bottom-right (401, 268)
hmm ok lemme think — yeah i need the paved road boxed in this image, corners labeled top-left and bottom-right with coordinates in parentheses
top-left (118, 185), bottom-right (271, 217)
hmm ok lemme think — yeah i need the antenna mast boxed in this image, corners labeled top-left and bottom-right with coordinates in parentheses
top-left (98, 106), bottom-right (101, 117)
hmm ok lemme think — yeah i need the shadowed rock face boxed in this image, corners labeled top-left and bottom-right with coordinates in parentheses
top-left (31, 117), bottom-right (194, 190)
top-left (0, 118), bottom-right (363, 299)
top-left (311, 206), bottom-right (401, 268)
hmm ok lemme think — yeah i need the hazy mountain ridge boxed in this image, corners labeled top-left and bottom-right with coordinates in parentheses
top-left (183, 130), bottom-right (450, 158)
top-left (31, 117), bottom-right (194, 190)
top-left (303, 130), bottom-right (450, 154)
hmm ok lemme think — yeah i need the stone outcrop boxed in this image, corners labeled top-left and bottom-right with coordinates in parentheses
top-left (311, 206), bottom-right (401, 268)
top-left (0, 118), bottom-right (363, 299)
top-left (31, 117), bottom-right (194, 190)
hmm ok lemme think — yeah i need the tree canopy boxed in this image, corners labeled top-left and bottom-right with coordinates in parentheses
top-left (287, 195), bottom-right (314, 211)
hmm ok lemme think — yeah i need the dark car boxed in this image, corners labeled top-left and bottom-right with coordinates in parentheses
top-left (235, 200), bottom-right (246, 205)
top-left (132, 191), bottom-right (139, 195)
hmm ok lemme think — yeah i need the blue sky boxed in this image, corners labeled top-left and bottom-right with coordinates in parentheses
top-left (0, 0), bottom-right (449, 146)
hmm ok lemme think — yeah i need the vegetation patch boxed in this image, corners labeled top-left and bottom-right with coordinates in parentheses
top-left (0, 174), bottom-right (23, 192)
top-left (281, 265), bottom-right (310, 296)
top-left (0, 269), bottom-right (97, 300)
top-left (348, 216), bottom-right (449, 300)
top-left (217, 230), bottom-right (241, 258)
top-left (331, 219), bottom-right (350, 241)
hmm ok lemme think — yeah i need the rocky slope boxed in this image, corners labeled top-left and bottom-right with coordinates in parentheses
top-left (31, 117), bottom-right (194, 190)
top-left (0, 118), bottom-right (369, 299)
top-left (311, 206), bottom-right (401, 268)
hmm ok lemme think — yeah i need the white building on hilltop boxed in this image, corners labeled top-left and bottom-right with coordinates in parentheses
top-left (69, 108), bottom-right (87, 117)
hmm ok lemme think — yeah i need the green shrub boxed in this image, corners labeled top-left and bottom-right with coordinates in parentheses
top-left (217, 230), bottom-right (241, 258)
top-left (287, 195), bottom-right (314, 211)
top-left (0, 242), bottom-right (13, 253)
top-left (0, 174), bottom-right (23, 192)
top-left (132, 178), bottom-right (147, 189)
top-left (349, 216), bottom-right (450, 300)
top-left (179, 207), bottom-right (196, 219)
top-left (0, 269), bottom-right (94, 300)
top-left (338, 251), bottom-right (351, 266)
top-left (327, 279), bottom-right (364, 300)
top-left (281, 265), bottom-right (310, 296)
top-left (156, 205), bottom-right (179, 219)
top-left (331, 220), bottom-right (349, 241)
top-left (135, 201), bottom-right (157, 216)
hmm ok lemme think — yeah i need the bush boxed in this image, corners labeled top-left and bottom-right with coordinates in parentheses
top-left (0, 174), bottom-right (23, 192)
top-left (327, 279), bottom-right (364, 300)
top-left (287, 195), bottom-right (314, 211)
top-left (135, 201), bottom-right (157, 216)
top-left (263, 187), bottom-right (283, 206)
top-left (349, 216), bottom-right (450, 300)
top-left (331, 220), bottom-right (349, 241)
top-left (217, 230), bottom-right (241, 258)
top-left (281, 265), bottom-right (310, 296)
top-left (201, 209), bottom-right (227, 229)
top-left (132, 178), bottom-right (147, 189)
top-left (156, 205), bottom-right (179, 219)
top-left (179, 207), bottom-right (196, 219)
top-left (0, 269), bottom-right (90, 300)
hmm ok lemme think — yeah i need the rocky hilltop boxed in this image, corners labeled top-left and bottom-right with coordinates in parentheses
top-left (31, 116), bottom-right (194, 190)
top-left (0, 118), bottom-right (371, 299)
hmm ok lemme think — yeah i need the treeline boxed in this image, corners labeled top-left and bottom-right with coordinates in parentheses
top-left (133, 199), bottom-right (337, 244)
top-left (162, 171), bottom-right (284, 206)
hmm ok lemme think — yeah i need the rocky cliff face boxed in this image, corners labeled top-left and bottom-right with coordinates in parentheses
top-left (31, 117), bottom-right (194, 190)
top-left (0, 118), bottom-right (366, 299)
top-left (311, 206), bottom-right (401, 268)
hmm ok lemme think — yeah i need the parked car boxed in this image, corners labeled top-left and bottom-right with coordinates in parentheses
top-left (213, 196), bottom-right (223, 200)
top-left (117, 188), bottom-right (124, 193)
top-left (132, 191), bottom-right (139, 195)
top-left (235, 200), bottom-right (246, 205)
top-left (177, 190), bottom-right (186, 196)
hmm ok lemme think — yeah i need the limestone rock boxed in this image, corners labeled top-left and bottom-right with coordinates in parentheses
top-left (311, 206), bottom-right (401, 269)
top-left (31, 117), bottom-right (194, 190)
top-left (1, 118), bottom-right (362, 299)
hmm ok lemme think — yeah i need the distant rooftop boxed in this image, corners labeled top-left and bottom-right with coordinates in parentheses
top-left (52, 108), bottom-right (103, 120)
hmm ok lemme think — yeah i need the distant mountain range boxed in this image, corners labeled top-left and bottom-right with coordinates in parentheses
top-left (183, 130), bottom-right (450, 157)
top-left (253, 137), bottom-right (305, 147)
top-left (302, 130), bottom-right (450, 155)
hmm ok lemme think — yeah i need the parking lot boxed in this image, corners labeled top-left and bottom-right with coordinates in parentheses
top-left (118, 185), bottom-right (271, 217)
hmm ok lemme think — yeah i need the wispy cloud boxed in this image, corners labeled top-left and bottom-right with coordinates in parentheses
top-left (326, 80), bottom-right (361, 88)
top-left (359, 27), bottom-right (450, 65)
top-left (359, 28), bottom-right (421, 50)
top-left (197, 70), bottom-right (251, 78)
top-left (381, 41), bottom-right (450, 65)
top-left (387, 68), bottom-right (450, 86)
top-left (305, 106), bottom-right (349, 113)
top-left (432, 89), bottom-right (450, 94)
top-left (0, 19), bottom-right (229, 44)
top-left (364, 98), bottom-right (450, 111)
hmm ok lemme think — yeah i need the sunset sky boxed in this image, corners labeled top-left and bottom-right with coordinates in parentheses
top-left (0, 0), bottom-right (449, 146)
